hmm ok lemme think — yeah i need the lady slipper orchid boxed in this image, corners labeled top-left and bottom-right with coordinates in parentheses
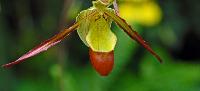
top-left (2, 0), bottom-right (162, 76)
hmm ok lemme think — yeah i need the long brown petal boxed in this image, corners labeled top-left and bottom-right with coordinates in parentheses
top-left (104, 10), bottom-right (163, 63)
top-left (2, 22), bottom-right (80, 68)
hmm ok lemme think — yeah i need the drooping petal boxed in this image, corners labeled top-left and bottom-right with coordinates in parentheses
top-left (104, 9), bottom-right (163, 63)
top-left (2, 22), bottom-right (79, 68)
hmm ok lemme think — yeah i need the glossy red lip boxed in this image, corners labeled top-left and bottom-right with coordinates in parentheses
top-left (89, 49), bottom-right (114, 76)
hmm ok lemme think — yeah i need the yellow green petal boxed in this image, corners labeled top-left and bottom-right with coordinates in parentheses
top-left (76, 9), bottom-right (97, 46)
top-left (86, 16), bottom-right (117, 52)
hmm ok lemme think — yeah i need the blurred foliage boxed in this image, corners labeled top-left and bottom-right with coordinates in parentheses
top-left (119, 0), bottom-right (162, 26)
top-left (0, 0), bottom-right (200, 91)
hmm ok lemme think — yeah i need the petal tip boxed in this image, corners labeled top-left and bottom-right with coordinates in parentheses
top-left (2, 62), bottom-right (15, 68)
top-left (2, 64), bottom-right (11, 68)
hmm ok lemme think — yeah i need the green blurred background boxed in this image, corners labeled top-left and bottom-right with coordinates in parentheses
top-left (0, 0), bottom-right (200, 91)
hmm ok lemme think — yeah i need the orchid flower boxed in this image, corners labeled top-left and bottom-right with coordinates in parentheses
top-left (2, 0), bottom-right (162, 76)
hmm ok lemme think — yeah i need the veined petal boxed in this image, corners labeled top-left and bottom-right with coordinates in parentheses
top-left (2, 23), bottom-right (79, 68)
top-left (104, 9), bottom-right (162, 63)
top-left (2, 9), bottom-right (98, 68)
